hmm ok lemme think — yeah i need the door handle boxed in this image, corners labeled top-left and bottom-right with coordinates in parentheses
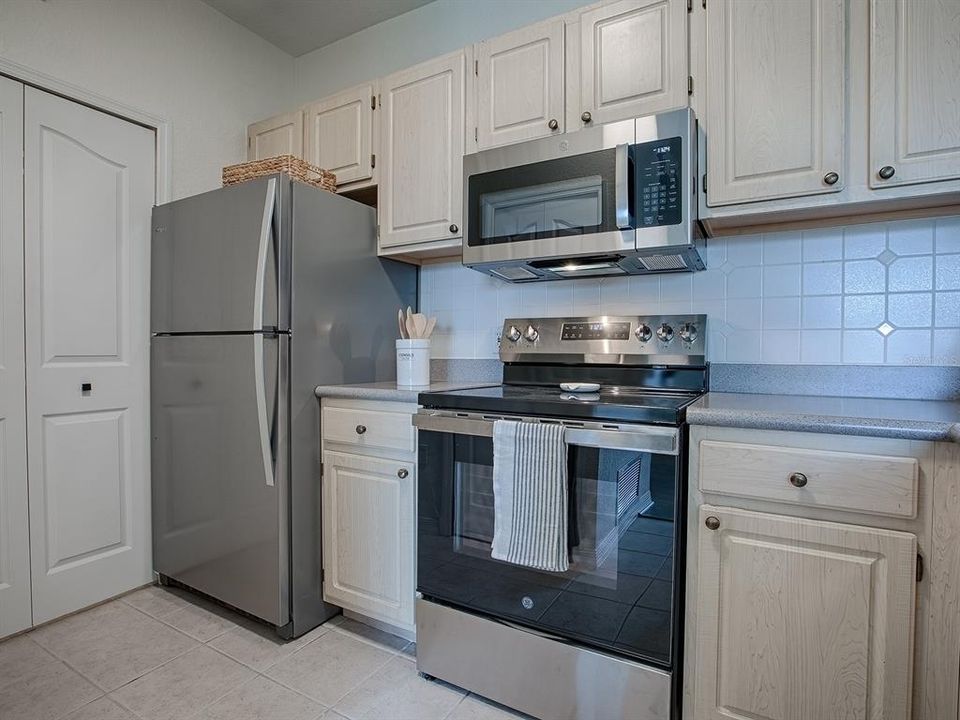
top-left (253, 178), bottom-right (277, 331)
top-left (254, 334), bottom-right (279, 487)
top-left (615, 143), bottom-right (631, 230)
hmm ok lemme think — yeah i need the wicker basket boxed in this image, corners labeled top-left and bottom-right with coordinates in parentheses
top-left (222, 155), bottom-right (336, 192)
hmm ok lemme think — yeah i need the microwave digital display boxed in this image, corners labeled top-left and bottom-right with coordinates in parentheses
top-left (635, 136), bottom-right (682, 227)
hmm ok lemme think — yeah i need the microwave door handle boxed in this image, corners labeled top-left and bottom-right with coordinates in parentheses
top-left (615, 143), bottom-right (631, 230)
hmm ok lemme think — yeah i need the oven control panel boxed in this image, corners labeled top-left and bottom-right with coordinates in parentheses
top-left (635, 136), bottom-right (682, 227)
top-left (501, 315), bottom-right (707, 365)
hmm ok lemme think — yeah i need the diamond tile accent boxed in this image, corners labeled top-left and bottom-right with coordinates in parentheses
top-left (878, 249), bottom-right (897, 266)
top-left (878, 322), bottom-right (895, 336)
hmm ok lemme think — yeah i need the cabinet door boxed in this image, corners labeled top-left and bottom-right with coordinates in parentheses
top-left (379, 51), bottom-right (464, 249)
top-left (869, 0), bottom-right (960, 188)
top-left (704, 0), bottom-right (845, 206)
top-left (475, 19), bottom-right (564, 150)
top-left (322, 451), bottom-right (415, 629)
top-left (247, 111), bottom-right (303, 161)
top-left (304, 84), bottom-right (375, 187)
top-left (0, 77), bottom-right (31, 638)
top-left (24, 88), bottom-right (155, 623)
top-left (577, 0), bottom-right (687, 129)
top-left (693, 505), bottom-right (916, 720)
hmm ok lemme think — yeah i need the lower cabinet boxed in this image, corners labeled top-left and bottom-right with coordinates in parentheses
top-left (685, 426), bottom-right (960, 720)
top-left (320, 398), bottom-right (417, 633)
top-left (691, 504), bottom-right (917, 720)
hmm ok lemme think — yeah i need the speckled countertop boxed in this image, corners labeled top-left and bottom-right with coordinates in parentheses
top-left (687, 392), bottom-right (960, 442)
top-left (315, 381), bottom-right (500, 404)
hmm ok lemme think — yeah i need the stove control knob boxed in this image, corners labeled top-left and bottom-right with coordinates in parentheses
top-left (505, 325), bottom-right (521, 342)
top-left (679, 322), bottom-right (698, 343)
top-left (657, 323), bottom-right (674, 343)
top-left (523, 325), bottom-right (539, 343)
top-left (635, 323), bottom-right (652, 342)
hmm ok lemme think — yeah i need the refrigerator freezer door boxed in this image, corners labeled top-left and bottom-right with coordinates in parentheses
top-left (151, 178), bottom-right (279, 334)
top-left (151, 333), bottom-right (287, 626)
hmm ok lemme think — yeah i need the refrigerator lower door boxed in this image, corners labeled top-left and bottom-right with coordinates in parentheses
top-left (151, 333), bottom-right (288, 626)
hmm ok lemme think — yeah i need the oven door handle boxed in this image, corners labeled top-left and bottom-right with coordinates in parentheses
top-left (412, 411), bottom-right (679, 455)
top-left (615, 143), bottom-right (631, 230)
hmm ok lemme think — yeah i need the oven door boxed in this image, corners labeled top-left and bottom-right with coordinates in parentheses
top-left (461, 120), bottom-right (637, 271)
top-left (414, 411), bottom-right (684, 670)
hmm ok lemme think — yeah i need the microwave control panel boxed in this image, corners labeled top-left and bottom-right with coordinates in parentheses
top-left (635, 136), bottom-right (682, 227)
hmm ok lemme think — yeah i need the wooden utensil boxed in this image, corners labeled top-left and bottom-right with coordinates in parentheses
top-left (405, 307), bottom-right (417, 339)
top-left (398, 309), bottom-right (407, 339)
top-left (423, 316), bottom-right (437, 338)
top-left (412, 313), bottom-right (428, 339)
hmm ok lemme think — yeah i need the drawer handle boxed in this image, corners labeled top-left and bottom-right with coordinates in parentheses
top-left (355, 425), bottom-right (367, 435)
top-left (704, 516), bottom-right (720, 531)
top-left (789, 472), bottom-right (808, 488)
top-left (398, 468), bottom-right (409, 479)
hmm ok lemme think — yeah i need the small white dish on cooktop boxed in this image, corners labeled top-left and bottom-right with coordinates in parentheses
top-left (560, 382), bottom-right (600, 393)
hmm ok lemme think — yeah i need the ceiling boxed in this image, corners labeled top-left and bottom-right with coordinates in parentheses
top-left (202, 0), bottom-right (436, 57)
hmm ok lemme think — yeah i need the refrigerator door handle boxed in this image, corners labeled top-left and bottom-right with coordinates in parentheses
top-left (253, 178), bottom-right (278, 331)
top-left (254, 333), bottom-right (276, 487)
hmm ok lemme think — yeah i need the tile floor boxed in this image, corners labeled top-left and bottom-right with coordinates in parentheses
top-left (0, 586), bottom-right (527, 720)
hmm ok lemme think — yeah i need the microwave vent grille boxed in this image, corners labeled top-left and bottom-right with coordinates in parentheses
top-left (639, 254), bottom-right (688, 272)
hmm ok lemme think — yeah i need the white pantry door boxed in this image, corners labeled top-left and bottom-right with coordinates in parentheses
top-left (23, 88), bottom-right (154, 623)
top-left (0, 77), bottom-right (31, 638)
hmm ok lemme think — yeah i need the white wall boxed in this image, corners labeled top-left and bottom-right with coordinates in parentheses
top-left (293, 0), bottom-right (591, 103)
top-left (421, 216), bottom-right (960, 365)
top-left (0, 0), bottom-right (295, 200)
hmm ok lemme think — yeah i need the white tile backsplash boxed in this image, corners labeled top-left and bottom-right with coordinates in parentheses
top-left (420, 216), bottom-right (960, 365)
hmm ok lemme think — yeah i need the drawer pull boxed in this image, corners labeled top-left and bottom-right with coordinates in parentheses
top-left (704, 516), bottom-right (720, 531)
top-left (789, 472), bottom-right (808, 488)
top-left (355, 425), bottom-right (367, 435)
top-left (398, 468), bottom-right (409, 479)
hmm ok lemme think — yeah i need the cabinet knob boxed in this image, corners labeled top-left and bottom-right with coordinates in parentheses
top-left (548, 118), bottom-right (559, 131)
top-left (878, 165), bottom-right (896, 180)
top-left (581, 110), bottom-right (593, 124)
top-left (355, 424), bottom-right (367, 435)
top-left (789, 472), bottom-right (808, 488)
top-left (397, 468), bottom-right (409, 479)
top-left (823, 171), bottom-right (839, 185)
top-left (449, 224), bottom-right (459, 234)
top-left (705, 516), bottom-right (720, 531)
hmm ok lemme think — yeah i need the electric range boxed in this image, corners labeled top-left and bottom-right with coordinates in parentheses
top-left (413, 315), bottom-right (707, 720)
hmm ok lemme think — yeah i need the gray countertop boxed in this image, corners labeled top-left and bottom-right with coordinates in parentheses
top-left (687, 392), bottom-right (960, 442)
top-left (315, 380), bottom-right (499, 404)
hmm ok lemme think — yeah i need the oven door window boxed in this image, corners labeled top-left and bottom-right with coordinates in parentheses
top-left (467, 149), bottom-right (629, 247)
top-left (417, 430), bottom-right (678, 668)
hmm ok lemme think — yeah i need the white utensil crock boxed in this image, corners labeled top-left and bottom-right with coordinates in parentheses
top-left (396, 339), bottom-right (430, 387)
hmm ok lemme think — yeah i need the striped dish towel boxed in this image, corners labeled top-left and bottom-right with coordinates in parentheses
top-left (491, 420), bottom-right (569, 573)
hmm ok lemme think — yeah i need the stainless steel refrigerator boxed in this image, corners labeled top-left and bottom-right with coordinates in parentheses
top-left (150, 175), bottom-right (417, 638)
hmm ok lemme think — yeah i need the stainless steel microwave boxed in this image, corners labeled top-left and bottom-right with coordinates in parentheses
top-left (462, 108), bottom-right (704, 282)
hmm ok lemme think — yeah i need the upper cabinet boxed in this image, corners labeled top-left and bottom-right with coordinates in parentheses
top-left (474, 19), bottom-right (565, 150)
top-left (379, 51), bottom-right (465, 252)
top-left (869, 0), bottom-right (960, 189)
top-left (575, 0), bottom-right (688, 129)
top-left (303, 82), bottom-right (377, 189)
top-left (247, 110), bottom-right (303, 161)
top-left (704, 0), bottom-right (846, 206)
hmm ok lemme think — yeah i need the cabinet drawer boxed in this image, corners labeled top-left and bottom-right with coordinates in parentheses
top-left (322, 406), bottom-right (415, 453)
top-left (698, 440), bottom-right (919, 518)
